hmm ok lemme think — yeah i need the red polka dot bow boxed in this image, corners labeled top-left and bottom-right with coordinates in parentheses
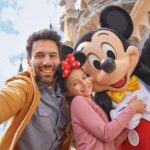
top-left (61, 54), bottom-right (80, 78)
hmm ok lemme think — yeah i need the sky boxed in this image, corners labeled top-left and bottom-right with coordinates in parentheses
top-left (0, 0), bottom-right (66, 85)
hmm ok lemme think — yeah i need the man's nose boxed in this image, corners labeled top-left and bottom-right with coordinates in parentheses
top-left (43, 55), bottom-right (52, 65)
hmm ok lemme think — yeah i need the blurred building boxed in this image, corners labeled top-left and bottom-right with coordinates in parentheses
top-left (59, 0), bottom-right (150, 49)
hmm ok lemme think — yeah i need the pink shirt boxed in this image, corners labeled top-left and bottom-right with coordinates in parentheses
top-left (71, 96), bottom-right (136, 150)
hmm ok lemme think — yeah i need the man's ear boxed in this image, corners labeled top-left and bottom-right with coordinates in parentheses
top-left (27, 57), bottom-right (31, 67)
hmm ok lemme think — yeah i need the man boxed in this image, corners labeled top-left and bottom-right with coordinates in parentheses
top-left (0, 29), bottom-right (69, 150)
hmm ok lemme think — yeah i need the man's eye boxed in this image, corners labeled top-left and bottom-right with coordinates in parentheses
top-left (50, 54), bottom-right (55, 57)
top-left (35, 54), bottom-right (43, 58)
top-left (50, 54), bottom-right (58, 58)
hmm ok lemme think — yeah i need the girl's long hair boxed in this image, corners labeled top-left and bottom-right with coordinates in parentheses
top-left (56, 72), bottom-right (76, 149)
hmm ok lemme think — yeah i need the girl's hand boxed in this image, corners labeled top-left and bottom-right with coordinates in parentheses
top-left (129, 96), bottom-right (146, 114)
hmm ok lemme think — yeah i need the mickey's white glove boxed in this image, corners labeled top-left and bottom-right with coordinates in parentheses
top-left (110, 103), bottom-right (142, 129)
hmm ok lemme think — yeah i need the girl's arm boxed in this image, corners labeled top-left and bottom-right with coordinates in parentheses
top-left (113, 128), bottom-right (129, 148)
top-left (71, 96), bottom-right (136, 142)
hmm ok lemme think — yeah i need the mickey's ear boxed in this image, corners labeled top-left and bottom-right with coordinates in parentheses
top-left (100, 5), bottom-right (133, 39)
top-left (61, 45), bottom-right (73, 60)
top-left (73, 51), bottom-right (86, 67)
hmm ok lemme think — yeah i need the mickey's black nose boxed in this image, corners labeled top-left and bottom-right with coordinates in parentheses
top-left (101, 58), bottom-right (116, 73)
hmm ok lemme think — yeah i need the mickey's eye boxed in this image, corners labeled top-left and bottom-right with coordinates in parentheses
top-left (101, 43), bottom-right (116, 60)
top-left (87, 53), bottom-right (101, 70)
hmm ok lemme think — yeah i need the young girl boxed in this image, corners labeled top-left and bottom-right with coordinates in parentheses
top-left (57, 53), bottom-right (146, 150)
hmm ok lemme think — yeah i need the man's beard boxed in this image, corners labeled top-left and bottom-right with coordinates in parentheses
top-left (32, 63), bottom-right (57, 86)
top-left (37, 74), bottom-right (55, 86)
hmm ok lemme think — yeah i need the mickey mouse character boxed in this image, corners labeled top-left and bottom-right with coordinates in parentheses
top-left (74, 5), bottom-right (150, 150)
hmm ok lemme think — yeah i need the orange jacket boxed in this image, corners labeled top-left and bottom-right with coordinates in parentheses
top-left (0, 70), bottom-right (70, 150)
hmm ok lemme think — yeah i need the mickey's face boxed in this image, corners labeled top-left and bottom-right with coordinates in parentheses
top-left (76, 29), bottom-right (140, 92)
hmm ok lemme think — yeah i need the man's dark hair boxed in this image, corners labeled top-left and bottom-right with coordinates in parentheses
top-left (26, 28), bottom-right (62, 59)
